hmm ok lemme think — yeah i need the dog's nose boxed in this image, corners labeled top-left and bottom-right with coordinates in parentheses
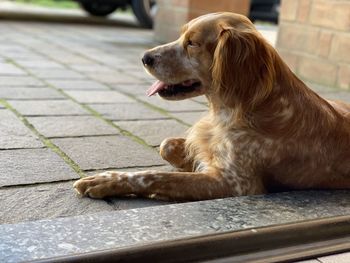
top-left (142, 53), bottom-right (154, 67)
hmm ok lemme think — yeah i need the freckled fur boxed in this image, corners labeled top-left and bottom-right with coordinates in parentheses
top-left (74, 12), bottom-right (350, 200)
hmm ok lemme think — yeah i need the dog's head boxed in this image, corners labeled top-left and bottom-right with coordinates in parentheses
top-left (143, 12), bottom-right (275, 109)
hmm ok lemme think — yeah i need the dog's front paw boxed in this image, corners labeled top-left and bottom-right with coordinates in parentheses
top-left (73, 172), bottom-right (123, 199)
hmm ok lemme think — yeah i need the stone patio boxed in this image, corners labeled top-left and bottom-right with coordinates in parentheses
top-left (1, 3), bottom-right (350, 262)
top-left (0, 2), bottom-right (349, 225)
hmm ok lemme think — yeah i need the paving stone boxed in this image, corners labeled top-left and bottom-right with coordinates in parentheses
top-left (0, 63), bottom-right (27, 75)
top-left (319, 91), bottom-right (350, 103)
top-left (28, 116), bottom-right (119, 138)
top-left (0, 181), bottom-right (114, 224)
top-left (0, 110), bottom-right (43, 149)
top-left (89, 103), bottom-right (168, 120)
top-left (0, 148), bottom-right (79, 187)
top-left (69, 64), bottom-right (115, 73)
top-left (115, 119), bottom-right (188, 146)
top-left (50, 54), bottom-right (94, 65)
top-left (318, 252), bottom-right (350, 263)
top-left (8, 100), bottom-right (89, 116)
top-left (47, 80), bottom-right (109, 90)
top-left (170, 111), bottom-right (206, 125)
top-left (306, 81), bottom-right (336, 94)
top-left (15, 59), bottom-right (65, 69)
top-left (65, 90), bottom-right (134, 104)
top-left (0, 87), bottom-right (64, 99)
top-left (27, 68), bottom-right (85, 79)
top-left (111, 84), bottom-right (149, 96)
top-left (52, 136), bottom-right (166, 170)
top-left (191, 95), bottom-right (208, 104)
top-left (108, 196), bottom-right (173, 210)
top-left (296, 260), bottom-right (320, 263)
top-left (139, 95), bottom-right (208, 112)
top-left (87, 72), bottom-right (146, 84)
top-left (127, 69), bottom-right (155, 81)
top-left (0, 76), bottom-right (44, 86)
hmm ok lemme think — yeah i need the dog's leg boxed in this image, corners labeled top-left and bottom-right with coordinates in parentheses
top-left (73, 170), bottom-right (238, 201)
top-left (159, 137), bottom-right (193, 171)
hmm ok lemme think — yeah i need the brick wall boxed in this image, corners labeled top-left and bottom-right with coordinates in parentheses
top-left (154, 0), bottom-right (250, 43)
top-left (276, 0), bottom-right (350, 90)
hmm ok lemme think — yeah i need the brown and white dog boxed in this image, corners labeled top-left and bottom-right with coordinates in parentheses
top-left (74, 12), bottom-right (350, 201)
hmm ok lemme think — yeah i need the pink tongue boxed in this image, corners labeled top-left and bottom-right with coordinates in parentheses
top-left (147, 80), bottom-right (167, 97)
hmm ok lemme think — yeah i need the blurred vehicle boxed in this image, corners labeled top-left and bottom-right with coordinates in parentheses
top-left (77, 0), bottom-right (156, 28)
top-left (77, 0), bottom-right (280, 28)
top-left (249, 0), bottom-right (280, 24)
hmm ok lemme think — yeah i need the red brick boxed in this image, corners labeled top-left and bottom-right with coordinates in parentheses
top-left (280, 0), bottom-right (299, 21)
top-left (309, 0), bottom-right (350, 31)
top-left (298, 57), bottom-right (337, 86)
top-left (337, 64), bottom-right (350, 90)
top-left (277, 24), bottom-right (334, 58)
top-left (154, 24), bottom-right (180, 43)
top-left (171, 0), bottom-right (189, 7)
top-left (330, 33), bottom-right (350, 63)
top-left (316, 31), bottom-right (333, 58)
top-left (297, 0), bottom-right (311, 23)
top-left (155, 0), bottom-right (250, 43)
top-left (189, 0), bottom-right (250, 15)
top-left (277, 24), bottom-right (319, 52)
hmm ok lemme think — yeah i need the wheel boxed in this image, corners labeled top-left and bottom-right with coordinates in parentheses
top-left (80, 1), bottom-right (119, 17)
top-left (131, 0), bottom-right (157, 28)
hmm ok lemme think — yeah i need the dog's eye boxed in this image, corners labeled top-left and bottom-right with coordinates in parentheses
top-left (187, 40), bottom-right (198, 48)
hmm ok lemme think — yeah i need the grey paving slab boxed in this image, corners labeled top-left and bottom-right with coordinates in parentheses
top-left (108, 196), bottom-right (173, 210)
top-left (0, 62), bottom-right (27, 75)
top-left (89, 103), bottom-right (168, 120)
top-left (191, 95), bottom-right (208, 104)
top-left (127, 68), bottom-right (156, 81)
top-left (8, 100), bottom-right (89, 116)
top-left (49, 54), bottom-right (94, 65)
top-left (0, 181), bottom-right (114, 225)
top-left (318, 252), bottom-right (350, 263)
top-left (0, 76), bottom-right (44, 86)
top-left (27, 68), bottom-right (85, 79)
top-left (0, 87), bottom-right (64, 99)
top-left (295, 260), bottom-right (322, 263)
top-left (0, 148), bottom-right (79, 187)
top-left (86, 72), bottom-right (146, 84)
top-left (306, 81), bottom-right (337, 94)
top-left (52, 136), bottom-right (166, 170)
top-left (1, 51), bottom-right (44, 60)
top-left (28, 116), bottom-right (119, 138)
top-left (319, 91), bottom-right (350, 103)
top-left (0, 110), bottom-right (43, 149)
top-left (170, 111), bottom-right (207, 125)
top-left (65, 90), bottom-right (134, 103)
top-left (1, 190), bottom-right (350, 263)
top-left (111, 83), bottom-right (149, 96)
top-left (140, 95), bottom-right (208, 112)
top-left (14, 59), bottom-right (65, 69)
top-left (47, 79), bottom-right (110, 90)
top-left (69, 64), bottom-right (115, 73)
top-left (115, 119), bottom-right (188, 146)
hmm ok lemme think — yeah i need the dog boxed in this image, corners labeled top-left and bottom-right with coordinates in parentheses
top-left (73, 12), bottom-right (350, 201)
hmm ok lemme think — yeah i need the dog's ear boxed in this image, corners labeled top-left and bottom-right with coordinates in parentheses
top-left (211, 26), bottom-right (275, 113)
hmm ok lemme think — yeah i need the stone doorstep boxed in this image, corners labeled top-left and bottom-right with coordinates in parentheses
top-left (1, 190), bottom-right (350, 262)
